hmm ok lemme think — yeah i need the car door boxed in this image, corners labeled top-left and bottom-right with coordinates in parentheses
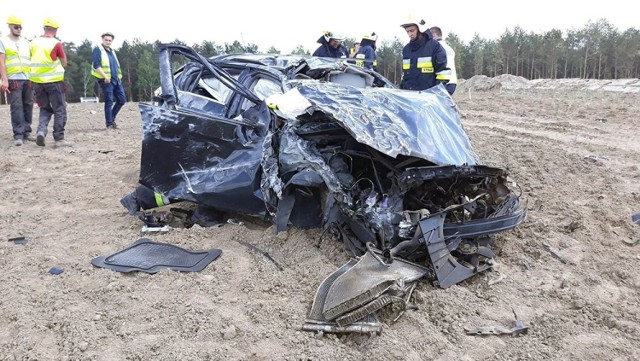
top-left (138, 45), bottom-right (274, 216)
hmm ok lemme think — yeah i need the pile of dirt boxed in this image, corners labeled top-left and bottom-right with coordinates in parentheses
top-left (493, 74), bottom-right (530, 89)
top-left (530, 78), bottom-right (640, 93)
top-left (457, 74), bottom-right (502, 92)
top-left (459, 75), bottom-right (640, 93)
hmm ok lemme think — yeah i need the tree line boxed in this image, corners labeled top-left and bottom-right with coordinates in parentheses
top-left (20, 18), bottom-right (640, 104)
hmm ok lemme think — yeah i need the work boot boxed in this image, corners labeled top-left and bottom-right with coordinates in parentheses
top-left (36, 132), bottom-right (45, 147)
top-left (120, 192), bottom-right (141, 215)
top-left (24, 134), bottom-right (37, 142)
top-left (106, 122), bottom-right (118, 129)
top-left (14, 139), bottom-right (23, 146)
top-left (54, 139), bottom-right (75, 148)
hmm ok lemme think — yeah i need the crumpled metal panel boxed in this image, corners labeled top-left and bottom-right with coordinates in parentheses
top-left (138, 101), bottom-right (272, 216)
top-left (322, 250), bottom-right (429, 320)
top-left (291, 82), bottom-right (480, 165)
top-left (278, 126), bottom-right (352, 206)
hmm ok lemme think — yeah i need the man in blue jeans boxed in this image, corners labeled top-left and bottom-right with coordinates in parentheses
top-left (91, 32), bottom-right (125, 129)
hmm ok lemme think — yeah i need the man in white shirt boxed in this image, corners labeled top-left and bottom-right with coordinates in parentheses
top-left (430, 26), bottom-right (458, 95)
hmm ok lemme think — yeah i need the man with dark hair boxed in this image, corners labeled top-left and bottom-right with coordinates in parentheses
top-left (430, 26), bottom-right (457, 95)
top-left (92, 31), bottom-right (126, 129)
top-left (399, 17), bottom-right (450, 91)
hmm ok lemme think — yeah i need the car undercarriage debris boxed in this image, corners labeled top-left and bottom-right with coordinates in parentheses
top-left (303, 248), bottom-right (427, 334)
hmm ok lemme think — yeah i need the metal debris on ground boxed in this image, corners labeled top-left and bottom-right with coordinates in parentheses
top-left (543, 243), bottom-right (575, 265)
top-left (48, 267), bottom-right (64, 275)
top-left (584, 155), bottom-right (609, 162)
top-left (141, 225), bottom-right (172, 233)
top-left (465, 308), bottom-right (528, 336)
top-left (235, 238), bottom-right (284, 271)
top-left (303, 246), bottom-right (428, 334)
top-left (8, 236), bottom-right (28, 245)
top-left (488, 272), bottom-right (505, 286)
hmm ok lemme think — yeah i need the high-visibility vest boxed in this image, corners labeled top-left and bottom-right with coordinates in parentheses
top-left (1, 36), bottom-right (30, 75)
top-left (29, 37), bottom-right (64, 83)
top-left (91, 46), bottom-right (122, 80)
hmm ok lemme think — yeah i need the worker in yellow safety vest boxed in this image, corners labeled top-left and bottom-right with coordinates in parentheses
top-left (91, 31), bottom-right (126, 129)
top-left (0, 15), bottom-right (34, 146)
top-left (30, 17), bottom-right (73, 148)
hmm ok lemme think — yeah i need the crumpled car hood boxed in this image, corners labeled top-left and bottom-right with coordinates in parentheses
top-left (272, 82), bottom-right (480, 165)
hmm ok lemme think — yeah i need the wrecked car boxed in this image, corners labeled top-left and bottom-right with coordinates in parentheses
top-left (121, 44), bottom-right (526, 333)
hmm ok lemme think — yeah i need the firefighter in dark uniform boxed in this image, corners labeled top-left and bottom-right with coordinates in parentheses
top-left (399, 17), bottom-right (451, 91)
top-left (354, 33), bottom-right (377, 70)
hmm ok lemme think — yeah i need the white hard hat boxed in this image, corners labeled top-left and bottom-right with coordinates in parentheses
top-left (361, 32), bottom-right (378, 42)
top-left (323, 30), bottom-right (344, 42)
top-left (400, 16), bottom-right (428, 33)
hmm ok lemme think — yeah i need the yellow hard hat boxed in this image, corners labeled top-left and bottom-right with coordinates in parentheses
top-left (7, 15), bottom-right (23, 25)
top-left (43, 17), bottom-right (59, 29)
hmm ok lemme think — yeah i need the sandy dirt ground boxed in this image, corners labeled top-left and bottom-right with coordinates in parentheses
top-left (1, 86), bottom-right (639, 360)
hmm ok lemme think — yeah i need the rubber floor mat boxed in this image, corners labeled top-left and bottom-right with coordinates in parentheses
top-left (91, 238), bottom-right (222, 273)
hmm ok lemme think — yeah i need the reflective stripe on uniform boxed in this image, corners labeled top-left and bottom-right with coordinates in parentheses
top-left (154, 192), bottom-right (165, 207)
top-left (436, 69), bottom-right (452, 81)
top-left (416, 57), bottom-right (432, 68)
top-left (4, 56), bottom-right (30, 73)
top-left (416, 56), bottom-right (434, 73)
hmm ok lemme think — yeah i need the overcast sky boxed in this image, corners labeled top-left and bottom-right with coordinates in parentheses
top-left (3, 0), bottom-right (637, 53)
